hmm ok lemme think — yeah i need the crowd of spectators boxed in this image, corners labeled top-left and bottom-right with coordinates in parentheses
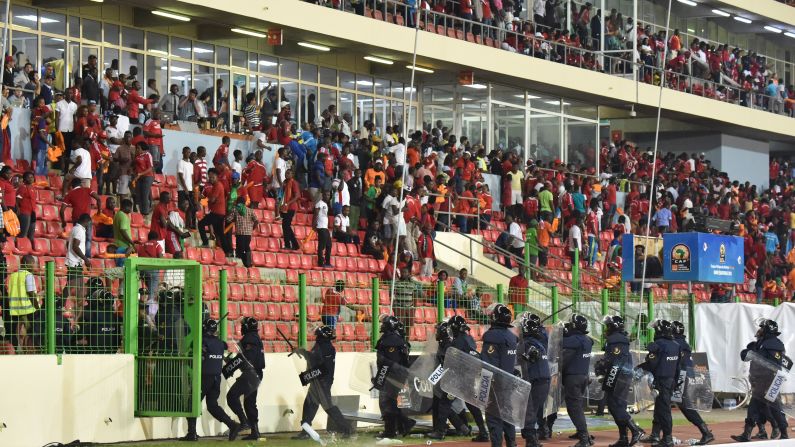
top-left (310, 0), bottom-right (795, 115)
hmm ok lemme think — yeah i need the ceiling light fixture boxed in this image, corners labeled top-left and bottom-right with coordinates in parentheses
top-left (711, 9), bottom-right (730, 17)
top-left (677, 0), bottom-right (697, 6)
top-left (462, 83), bottom-right (487, 89)
top-left (764, 25), bottom-right (783, 33)
top-left (152, 10), bottom-right (191, 22)
top-left (406, 64), bottom-right (434, 73)
top-left (16, 15), bottom-right (57, 23)
top-left (298, 42), bottom-right (330, 51)
top-left (364, 56), bottom-right (393, 65)
top-left (149, 49), bottom-right (169, 56)
top-left (733, 16), bottom-right (752, 24)
top-left (231, 28), bottom-right (267, 38)
top-left (785, 32), bottom-right (795, 39)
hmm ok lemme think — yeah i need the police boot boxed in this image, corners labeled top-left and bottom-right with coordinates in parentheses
top-left (242, 427), bottom-right (260, 441)
top-left (472, 430), bottom-right (490, 442)
top-left (426, 430), bottom-right (445, 440)
top-left (696, 424), bottom-right (714, 445)
top-left (377, 416), bottom-right (397, 439)
top-left (179, 433), bottom-right (198, 442)
top-left (778, 424), bottom-right (789, 439)
top-left (628, 419), bottom-right (647, 446)
top-left (730, 420), bottom-right (755, 443)
top-left (291, 430), bottom-right (311, 440)
top-left (227, 421), bottom-right (242, 441)
top-left (608, 422), bottom-right (630, 447)
top-left (752, 423), bottom-right (768, 440)
top-left (769, 426), bottom-right (780, 439)
top-left (571, 432), bottom-right (592, 447)
top-left (642, 422), bottom-right (660, 444)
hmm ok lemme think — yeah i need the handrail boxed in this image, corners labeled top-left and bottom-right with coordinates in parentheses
top-left (323, 0), bottom-right (791, 118)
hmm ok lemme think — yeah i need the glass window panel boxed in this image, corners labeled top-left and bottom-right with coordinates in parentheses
top-left (231, 73), bottom-right (246, 113)
top-left (373, 98), bottom-right (388, 135)
top-left (12, 6), bottom-right (37, 29)
top-left (301, 63), bottom-right (317, 83)
top-left (82, 19), bottom-right (101, 42)
top-left (407, 105), bottom-right (418, 134)
top-left (565, 118), bottom-right (597, 167)
top-left (339, 92), bottom-right (354, 131)
top-left (193, 65), bottom-right (214, 102)
top-left (318, 88), bottom-right (337, 121)
top-left (68, 42), bottom-right (80, 85)
top-left (281, 59), bottom-right (298, 79)
top-left (356, 74), bottom-right (373, 94)
top-left (319, 67), bottom-right (336, 86)
top-left (529, 113), bottom-right (561, 162)
top-left (170, 60), bottom-right (191, 97)
top-left (147, 32), bottom-right (168, 54)
top-left (122, 51), bottom-right (144, 87)
top-left (248, 54), bottom-right (258, 72)
top-left (374, 78), bottom-right (387, 97)
top-left (423, 106), bottom-right (453, 136)
top-left (357, 96), bottom-right (373, 132)
top-left (259, 54), bottom-right (277, 75)
top-left (193, 42), bottom-right (214, 64)
top-left (248, 74), bottom-right (258, 100)
top-left (121, 27), bottom-right (144, 50)
top-left (41, 11), bottom-right (66, 35)
top-left (461, 101), bottom-right (487, 147)
top-left (104, 23), bottom-right (119, 45)
top-left (216, 47), bottom-right (230, 66)
top-left (259, 76), bottom-right (278, 118)
top-left (491, 84), bottom-right (524, 106)
top-left (80, 47), bottom-right (98, 80)
top-left (42, 37), bottom-right (66, 91)
top-left (212, 70), bottom-right (229, 112)
top-left (529, 92), bottom-right (563, 113)
top-left (69, 16), bottom-right (80, 38)
top-left (390, 101), bottom-right (404, 134)
top-left (391, 81), bottom-right (404, 98)
top-left (459, 84), bottom-right (488, 102)
top-left (301, 84), bottom-right (318, 125)
top-left (339, 71), bottom-right (354, 89)
top-left (491, 104), bottom-right (525, 157)
top-left (280, 80), bottom-right (298, 122)
top-left (232, 49), bottom-right (246, 68)
top-left (146, 55), bottom-right (168, 100)
top-left (431, 85), bottom-right (455, 102)
top-left (103, 47), bottom-right (119, 72)
top-left (171, 37), bottom-right (191, 59)
top-left (563, 100), bottom-right (597, 120)
top-left (11, 31), bottom-right (37, 72)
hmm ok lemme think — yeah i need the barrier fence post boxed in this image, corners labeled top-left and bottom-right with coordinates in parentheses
top-left (298, 273), bottom-right (307, 349)
top-left (219, 270), bottom-right (228, 342)
top-left (775, 298), bottom-right (780, 307)
top-left (524, 228), bottom-right (531, 278)
top-left (45, 261), bottom-right (55, 354)
top-left (551, 286), bottom-right (559, 323)
top-left (619, 281), bottom-right (626, 317)
top-left (496, 284), bottom-right (504, 304)
top-left (688, 292), bottom-right (696, 346)
top-left (572, 248), bottom-right (580, 304)
top-left (600, 288), bottom-right (609, 346)
top-left (646, 291), bottom-right (655, 342)
top-left (371, 277), bottom-right (380, 350)
top-left (436, 279), bottom-right (445, 323)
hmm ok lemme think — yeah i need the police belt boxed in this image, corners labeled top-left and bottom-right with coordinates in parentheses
top-left (299, 365), bottom-right (328, 386)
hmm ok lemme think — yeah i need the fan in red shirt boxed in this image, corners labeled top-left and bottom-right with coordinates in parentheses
top-left (136, 232), bottom-right (164, 258)
top-left (16, 172), bottom-right (36, 241)
top-left (60, 177), bottom-right (101, 229)
top-left (213, 136), bottom-right (231, 166)
top-left (508, 270), bottom-right (530, 308)
top-left (321, 280), bottom-right (347, 328)
top-left (0, 166), bottom-right (16, 211)
top-left (242, 150), bottom-right (267, 208)
top-left (150, 191), bottom-right (172, 243)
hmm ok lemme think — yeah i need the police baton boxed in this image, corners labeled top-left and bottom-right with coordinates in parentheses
top-left (540, 303), bottom-right (575, 324)
top-left (276, 327), bottom-right (304, 359)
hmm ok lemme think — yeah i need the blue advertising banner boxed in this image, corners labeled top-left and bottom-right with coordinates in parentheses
top-left (662, 233), bottom-right (744, 284)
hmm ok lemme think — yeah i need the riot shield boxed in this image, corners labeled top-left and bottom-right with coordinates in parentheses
top-left (683, 353), bottom-right (714, 412)
top-left (544, 323), bottom-right (564, 417)
top-left (439, 347), bottom-right (532, 427)
top-left (630, 350), bottom-right (656, 413)
top-left (291, 348), bottom-right (354, 436)
top-left (348, 353), bottom-right (409, 394)
top-left (587, 353), bottom-right (605, 401)
top-left (743, 350), bottom-right (795, 418)
top-left (407, 331), bottom-right (440, 400)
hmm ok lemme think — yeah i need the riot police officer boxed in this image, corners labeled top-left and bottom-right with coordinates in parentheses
top-left (597, 315), bottom-right (645, 447)
top-left (226, 317), bottom-right (265, 441)
top-left (669, 321), bottom-right (714, 445)
top-left (520, 315), bottom-right (550, 447)
top-left (82, 290), bottom-right (121, 353)
top-left (293, 325), bottom-right (352, 439)
top-left (640, 319), bottom-right (680, 447)
top-left (427, 321), bottom-right (470, 440)
top-left (181, 319), bottom-right (238, 442)
top-left (481, 304), bottom-right (518, 447)
top-left (732, 319), bottom-right (789, 442)
top-left (375, 315), bottom-right (416, 438)
top-left (561, 314), bottom-right (593, 447)
top-left (449, 315), bottom-right (490, 442)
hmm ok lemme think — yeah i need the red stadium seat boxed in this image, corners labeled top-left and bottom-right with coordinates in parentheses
top-left (280, 304), bottom-right (296, 321)
top-left (307, 304), bottom-right (321, 322)
top-left (239, 302), bottom-right (254, 318)
top-left (41, 205), bottom-right (58, 222)
top-left (243, 284), bottom-right (257, 302)
top-left (354, 324), bottom-right (369, 341)
top-left (257, 284), bottom-right (272, 302)
top-left (308, 270), bottom-right (322, 285)
top-left (338, 323), bottom-right (355, 341)
top-left (253, 303), bottom-right (267, 320)
top-left (208, 301), bottom-right (220, 319)
top-left (226, 302), bottom-right (240, 320)
top-left (284, 285), bottom-right (298, 302)
top-left (261, 322), bottom-right (278, 340)
top-left (266, 303), bottom-right (281, 320)
top-left (229, 284), bottom-right (243, 301)
top-left (288, 254), bottom-right (301, 269)
top-left (285, 269), bottom-right (299, 283)
top-left (252, 251), bottom-right (266, 267)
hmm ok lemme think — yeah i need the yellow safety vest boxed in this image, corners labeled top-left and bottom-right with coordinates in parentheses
top-left (8, 270), bottom-right (34, 316)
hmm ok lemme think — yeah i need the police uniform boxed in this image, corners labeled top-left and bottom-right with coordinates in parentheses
top-left (643, 332), bottom-right (680, 446)
top-left (520, 330), bottom-right (550, 447)
top-left (376, 325), bottom-right (415, 437)
top-left (450, 324), bottom-right (489, 442)
top-left (599, 325), bottom-right (645, 446)
top-left (82, 300), bottom-right (121, 353)
top-left (673, 331), bottom-right (713, 444)
top-left (733, 326), bottom-right (789, 441)
top-left (561, 323), bottom-right (593, 447)
top-left (226, 323), bottom-right (265, 440)
top-left (428, 326), bottom-right (470, 440)
top-left (297, 333), bottom-right (351, 435)
top-left (481, 323), bottom-right (518, 447)
top-left (183, 326), bottom-right (237, 441)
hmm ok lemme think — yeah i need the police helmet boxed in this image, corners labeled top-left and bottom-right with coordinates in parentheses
top-left (203, 318), bottom-right (218, 335)
top-left (315, 325), bottom-right (336, 340)
top-left (380, 315), bottom-right (400, 333)
top-left (86, 276), bottom-right (105, 291)
top-left (759, 319), bottom-right (781, 337)
top-left (158, 289), bottom-right (174, 301)
top-left (602, 315), bottom-right (625, 334)
top-left (521, 317), bottom-right (543, 338)
top-left (672, 320), bottom-right (685, 336)
top-left (650, 319), bottom-right (674, 338)
top-left (489, 304), bottom-right (513, 326)
top-left (241, 317), bottom-right (258, 334)
top-left (570, 313), bottom-right (589, 333)
top-left (448, 315), bottom-right (469, 335)
top-left (395, 320), bottom-right (406, 337)
top-left (527, 313), bottom-right (542, 325)
top-left (334, 280), bottom-right (345, 292)
top-left (435, 321), bottom-right (451, 342)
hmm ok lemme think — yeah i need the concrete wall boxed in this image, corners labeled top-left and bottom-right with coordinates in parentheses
top-left (0, 352), bottom-right (379, 447)
top-left (719, 135), bottom-right (770, 190)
